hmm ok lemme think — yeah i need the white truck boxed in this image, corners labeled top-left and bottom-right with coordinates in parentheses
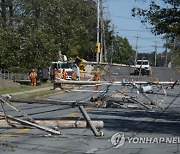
top-left (49, 61), bottom-right (80, 80)
top-left (134, 60), bottom-right (151, 75)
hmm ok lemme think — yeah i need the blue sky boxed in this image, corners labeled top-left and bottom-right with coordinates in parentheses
top-left (104, 0), bottom-right (165, 53)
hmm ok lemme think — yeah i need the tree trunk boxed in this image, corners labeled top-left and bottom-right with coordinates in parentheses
top-left (1, 0), bottom-right (7, 28)
top-left (8, 0), bottom-right (13, 29)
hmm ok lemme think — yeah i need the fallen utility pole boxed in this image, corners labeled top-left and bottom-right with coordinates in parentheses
top-left (54, 79), bottom-right (178, 86)
top-left (0, 97), bottom-right (34, 122)
top-left (79, 106), bottom-right (102, 137)
top-left (0, 96), bottom-right (104, 136)
top-left (9, 98), bottom-right (94, 107)
top-left (0, 112), bottom-right (61, 135)
top-left (0, 120), bottom-right (104, 129)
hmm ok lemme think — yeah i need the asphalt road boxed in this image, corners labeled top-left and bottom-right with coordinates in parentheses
top-left (0, 66), bottom-right (180, 154)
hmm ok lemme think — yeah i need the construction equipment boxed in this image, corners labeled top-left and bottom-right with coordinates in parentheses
top-left (75, 57), bottom-right (87, 73)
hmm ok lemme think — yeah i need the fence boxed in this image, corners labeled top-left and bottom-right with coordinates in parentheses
top-left (0, 68), bottom-right (29, 82)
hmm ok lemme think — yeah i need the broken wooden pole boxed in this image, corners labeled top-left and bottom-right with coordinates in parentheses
top-left (0, 112), bottom-right (61, 135)
top-left (9, 98), bottom-right (92, 106)
top-left (0, 97), bottom-right (34, 122)
top-left (54, 79), bottom-right (179, 86)
top-left (54, 79), bottom-right (103, 85)
top-left (0, 120), bottom-right (104, 129)
top-left (79, 106), bottom-right (101, 137)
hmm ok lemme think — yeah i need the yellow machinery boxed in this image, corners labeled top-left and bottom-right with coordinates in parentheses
top-left (75, 57), bottom-right (87, 73)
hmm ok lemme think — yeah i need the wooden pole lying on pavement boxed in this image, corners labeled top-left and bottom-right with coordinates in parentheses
top-left (0, 112), bottom-right (61, 135)
top-left (0, 120), bottom-right (104, 129)
top-left (79, 106), bottom-right (102, 137)
top-left (54, 79), bottom-right (178, 85)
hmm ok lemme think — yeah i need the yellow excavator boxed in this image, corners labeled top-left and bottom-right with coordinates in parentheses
top-left (75, 57), bottom-right (87, 73)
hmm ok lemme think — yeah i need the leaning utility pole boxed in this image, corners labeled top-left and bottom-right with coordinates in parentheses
top-left (96, 0), bottom-right (100, 62)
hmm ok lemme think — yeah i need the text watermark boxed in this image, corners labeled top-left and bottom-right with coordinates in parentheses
top-left (111, 132), bottom-right (180, 148)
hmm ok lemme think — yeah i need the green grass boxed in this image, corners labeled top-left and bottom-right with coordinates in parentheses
top-left (0, 82), bottom-right (52, 95)
top-left (17, 89), bottom-right (62, 98)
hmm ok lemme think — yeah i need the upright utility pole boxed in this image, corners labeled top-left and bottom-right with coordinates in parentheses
top-left (110, 24), bottom-right (114, 65)
top-left (103, 20), bottom-right (107, 62)
top-left (96, 0), bottom-right (100, 62)
top-left (100, 0), bottom-right (103, 63)
top-left (171, 37), bottom-right (176, 66)
top-left (154, 41), bottom-right (157, 67)
top-left (134, 35), bottom-right (139, 64)
top-left (165, 38), bottom-right (168, 67)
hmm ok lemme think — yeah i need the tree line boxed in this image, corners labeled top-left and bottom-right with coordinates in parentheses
top-left (0, 0), bottom-right (135, 72)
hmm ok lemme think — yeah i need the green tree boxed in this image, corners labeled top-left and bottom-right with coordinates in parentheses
top-left (107, 35), bottom-right (134, 64)
top-left (132, 0), bottom-right (180, 37)
top-left (0, 0), bottom-right (98, 71)
top-left (132, 0), bottom-right (180, 66)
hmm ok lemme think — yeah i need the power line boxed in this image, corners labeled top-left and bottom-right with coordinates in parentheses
top-left (109, 13), bottom-right (135, 20)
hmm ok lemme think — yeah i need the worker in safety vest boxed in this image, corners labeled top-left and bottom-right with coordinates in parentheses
top-left (71, 70), bottom-right (76, 80)
top-left (62, 69), bottom-right (68, 80)
top-left (92, 72), bottom-right (100, 81)
top-left (57, 69), bottom-right (62, 79)
top-left (29, 69), bottom-right (37, 86)
top-left (92, 72), bottom-right (100, 91)
top-left (53, 68), bottom-right (59, 81)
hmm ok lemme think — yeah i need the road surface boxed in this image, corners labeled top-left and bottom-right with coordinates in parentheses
top-left (0, 66), bottom-right (180, 154)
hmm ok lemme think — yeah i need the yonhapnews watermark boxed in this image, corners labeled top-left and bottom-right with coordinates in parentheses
top-left (111, 132), bottom-right (180, 149)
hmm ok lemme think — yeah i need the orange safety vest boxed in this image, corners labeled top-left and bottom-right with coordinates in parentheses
top-left (62, 70), bottom-right (68, 79)
top-left (71, 71), bottom-right (76, 80)
top-left (93, 73), bottom-right (100, 81)
top-left (29, 72), bottom-right (37, 80)
top-left (54, 69), bottom-right (59, 79)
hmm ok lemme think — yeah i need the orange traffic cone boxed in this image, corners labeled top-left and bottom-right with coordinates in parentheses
top-left (94, 85), bottom-right (98, 91)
